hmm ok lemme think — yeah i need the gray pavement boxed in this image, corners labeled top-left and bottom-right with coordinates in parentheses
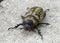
top-left (0, 0), bottom-right (60, 43)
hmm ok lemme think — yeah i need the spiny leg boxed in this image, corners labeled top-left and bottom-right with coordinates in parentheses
top-left (39, 23), bottom-right (50, 25)
top-left (37, 28), bottom-right (43, 40)
top-left (37, 23), bottom-right (50, 26)
top-left (43, 9), bottom-right (50, 19)
top-left (44, 9), bottom-right (50, 17)
top-left (8, 23), bottom-right (23, 30)
top-left (38, 9), bottom-right (50, 26)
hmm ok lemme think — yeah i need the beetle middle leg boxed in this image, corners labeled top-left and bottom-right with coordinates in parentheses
top-left (8, 23), bottom-right (23, 30)
top-left (37, 23), bottom-right (50, 26)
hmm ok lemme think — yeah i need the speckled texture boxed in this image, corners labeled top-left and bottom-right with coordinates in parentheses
top-left (0, 0), bottom-right (60, 43)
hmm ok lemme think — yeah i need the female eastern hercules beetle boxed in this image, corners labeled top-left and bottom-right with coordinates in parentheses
top-left (8, 6), bottom-right (50, 39)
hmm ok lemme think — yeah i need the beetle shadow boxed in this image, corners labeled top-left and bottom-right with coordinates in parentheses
top-left (20, 29), bottom-right (37, 37)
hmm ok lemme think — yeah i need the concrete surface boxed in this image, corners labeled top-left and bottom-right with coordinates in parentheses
top-left (0, 0), bottom-right (60, 43)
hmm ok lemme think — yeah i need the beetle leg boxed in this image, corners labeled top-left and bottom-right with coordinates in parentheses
top-left (37, 23), bottom-right (50, 26)
top-left (37, 28), bottom-right (43, 40)
top-left (44, 9), bottom-right (50, 16)
top-left (39, 23), bottom-right (50, 25)
top-left (8, 23), bottom-right (23, 30)
top-left (44, 9), bottom-right (50, 17)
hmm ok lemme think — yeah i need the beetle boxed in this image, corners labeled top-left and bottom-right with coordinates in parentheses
top-left (8, 6), bottom-right (49, 39)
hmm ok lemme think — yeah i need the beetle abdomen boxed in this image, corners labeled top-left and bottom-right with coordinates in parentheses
top-left (25, 6), bottom-right (45, 24)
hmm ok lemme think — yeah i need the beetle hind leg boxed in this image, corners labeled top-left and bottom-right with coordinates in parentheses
top-left (36, 28), bottom-right (43, 40)
top-left (38, 31), bottom-right (43, 39)
top-left (44, 9), bottom-right (50, 17)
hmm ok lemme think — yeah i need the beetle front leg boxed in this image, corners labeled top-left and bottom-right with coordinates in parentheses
top-left (8, 23), bottom-right (23, 30)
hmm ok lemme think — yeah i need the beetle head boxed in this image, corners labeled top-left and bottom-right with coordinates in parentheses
top-left (21, 15), bottom-right (35, 30)
top-left (23, 19), bottom-right (34, 30)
